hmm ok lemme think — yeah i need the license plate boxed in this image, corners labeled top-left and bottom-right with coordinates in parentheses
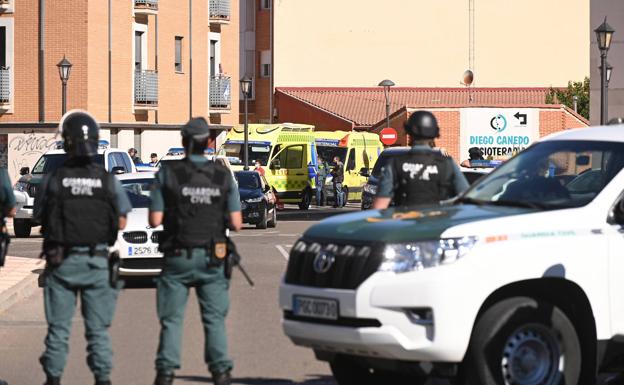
top-left (128, 246), bottom-right (157, 256)
top-left (293, 296), bottom-right (339, 320)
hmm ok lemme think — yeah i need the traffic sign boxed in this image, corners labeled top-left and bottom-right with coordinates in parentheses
top-left (379, 127), bottom-right (398, 145)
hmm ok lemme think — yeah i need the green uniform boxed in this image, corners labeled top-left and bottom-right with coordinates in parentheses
top-left (0, 168), bottom-right (16, 214)
top-left (150, 155), bottom-right (240, 374)
top-left (34, 168), bottom-right (131, 382)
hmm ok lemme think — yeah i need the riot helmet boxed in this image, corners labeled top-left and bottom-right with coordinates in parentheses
top-left (404, 110), bottom-right (440, 139)
top-left (181, 117), bottom-right (211, 154)
top-left (58, 110), bottom-right (100, 157)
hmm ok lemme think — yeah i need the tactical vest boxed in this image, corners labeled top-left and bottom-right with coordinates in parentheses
top-left (160, 159), bottom-right (229, 251)
top-left (44, 164), bottom-right (119, 247)
top-left (392, 149), bottom-right (452, 206)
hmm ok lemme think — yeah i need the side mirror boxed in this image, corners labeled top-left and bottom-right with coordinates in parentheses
top-left (614, 199), bottom-right (624, 224)
top-left (359, 167), bottom-right (370, 177)
top-left (270, 159), bottom-right (281, 170)
top-left (111, 166), bottom-right (125, 175)
top-left (19, 167), bottom-right (30, 175)
top-left (263, 185), bottom-right (271, 193)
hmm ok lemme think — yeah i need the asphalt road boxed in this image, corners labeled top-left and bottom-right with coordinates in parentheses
top-left (0, 206), bottom-right (361, 385)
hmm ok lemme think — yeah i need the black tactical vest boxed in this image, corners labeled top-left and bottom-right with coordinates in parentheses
top-left (160, 159), bottom-right (229, 250)
top-left (44, 164), bottom-right (119, 246)
top-left (392, 149), bottom-right (452, 206)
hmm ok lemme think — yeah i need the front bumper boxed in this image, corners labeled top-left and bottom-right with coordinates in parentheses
top-left (14, 192), bottom-right (33, 219)
top-left (241, 202), bottom-right (265, 223)
top-left (279, 263), bottom-right (482, 363)
top-left (118, 241), bottom-right (163, 276)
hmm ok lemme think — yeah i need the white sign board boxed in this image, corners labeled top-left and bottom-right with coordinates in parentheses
top-left (460, 108), bottom-right (540, 161)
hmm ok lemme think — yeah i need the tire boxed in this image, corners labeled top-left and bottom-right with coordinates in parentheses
top-left (267, 206), bottom-right (277, 228)
top-left (461, 296), bottom-right (581, 385)
top-left (13, 219), bottom-right (31, 238)
top-left (256, 207), bottom-right (268, 229)
top-left (298, 189), bottom-right (311, 210)
top-left (330, 356), bottom-right (425, 385)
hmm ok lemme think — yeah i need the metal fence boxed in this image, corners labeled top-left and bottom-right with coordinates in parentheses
top-left (210, 76), bottom-right (231, 109)
top-left (209, 0), bottom-right (230, 20)
top-left (0, 68), bottom-right (10, 104)
top-left (135, 70), bottom-right (158, 105)
top-left (135, 0), bottom-right (158, 11)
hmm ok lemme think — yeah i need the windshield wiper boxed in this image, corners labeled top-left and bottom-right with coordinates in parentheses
top-left (487, 200), bottom-right (547, 210)
top-left (454, 196), bottom-right (488, 206)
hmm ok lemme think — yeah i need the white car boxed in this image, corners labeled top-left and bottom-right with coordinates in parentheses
top-left (12, 140), bottom-right (136, 237)
top-left (116, 172), bottom-right (163, 277)
top-left (279, 124), bottom-right (624, 384)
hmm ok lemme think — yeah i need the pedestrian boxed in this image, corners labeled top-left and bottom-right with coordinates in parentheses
top-left (460, 147), bottom-right (484, 168)
top-left (149, 153), bottom-right (159, 167)
top-left (254, 160), bottom-right (265, 176)
top-left (128, 148), bottom-right (142, 165)
top-left (315, 157), bottom-right (329, 206)
top-left (149, 117), bottom-right (242, 385)
top-left (372, 110), bottom-right (469, 209)
top-left (35, 110), bottom-right (132, 385)
top-left (330, 156), bottom-right (344, 208)
top-left (0, 167), bottom-right (16, 268)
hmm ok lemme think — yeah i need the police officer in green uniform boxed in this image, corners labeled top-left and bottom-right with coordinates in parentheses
top-left (0, 167), bottom-right (16, 267)
top-left (149, 117), bottom-right (242, 385)
top-left (373, 110), bottom-right (469, 209)
top-left (34, 110), bottom-right (132, 385)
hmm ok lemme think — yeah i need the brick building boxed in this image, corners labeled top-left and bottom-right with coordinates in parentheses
top-left (275, 87), bottom-right (588, 161)
top-left (0, 0), bottom-right (239, 181)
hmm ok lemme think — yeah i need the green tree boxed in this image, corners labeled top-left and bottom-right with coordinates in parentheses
top-left (545, 77), bottom-right (590, 120)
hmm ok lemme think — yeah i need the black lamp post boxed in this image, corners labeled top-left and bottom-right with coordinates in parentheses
top-left (378, 79), bottom-right (395, 129)
top-left (599, 61), bottom-right (613, 117)
top-left (595, 18), bottom-right (615, 125)
top-left (57, 56), bottom-right (73, 116)
top-left (240, 76), bottom-right (252, 170)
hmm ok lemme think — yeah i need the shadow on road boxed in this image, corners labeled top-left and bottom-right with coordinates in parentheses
top-left (176, 376), bottom-right (335, 385)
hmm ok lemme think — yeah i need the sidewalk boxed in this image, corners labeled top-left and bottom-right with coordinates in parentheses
top-left (0, 255), bottom-right (44, 313)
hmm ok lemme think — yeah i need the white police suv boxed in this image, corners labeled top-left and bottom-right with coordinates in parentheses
top-left (12, 141), bottom-right (136, 237)
top-left (280, 124), bottom-right (624, 385)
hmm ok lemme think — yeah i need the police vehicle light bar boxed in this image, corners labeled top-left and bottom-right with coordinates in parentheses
top-left (98, 140), bottom-right (110, 149)
top-left (167, 147), bottom-right (185, 155)
top-left (469, 160), bottom-right (503, 168)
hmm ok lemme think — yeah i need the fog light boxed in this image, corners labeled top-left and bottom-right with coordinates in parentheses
top-left (406, 308), bottom-right (434, 326)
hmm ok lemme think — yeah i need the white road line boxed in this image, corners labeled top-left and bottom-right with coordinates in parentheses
top-left (276, 245), bottom-right (290, 260)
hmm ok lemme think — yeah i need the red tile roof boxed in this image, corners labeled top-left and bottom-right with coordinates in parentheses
top-left (276, 87), bottom-right (557, 127)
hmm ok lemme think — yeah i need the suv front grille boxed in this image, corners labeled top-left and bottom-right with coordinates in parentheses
top-left (123, 231), bottom-right (148, 244)
top-left (284, 239), bottom-right (383, 290)
top-left (151, 231), bottom-right (163, 244)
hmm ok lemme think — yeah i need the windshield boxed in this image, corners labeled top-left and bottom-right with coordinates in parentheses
top-left (235, 172), bottom-right (261, 190)
top-left (121, 178), bottom-right (154, 208)
top-left (317, 147), bottom-right (347, 167)
top-left (220, 142), bottom-right (271, 166)
top-left (32, 154), bottom-right (104, 174)
top-left (463, 140), bottom-right (624, 209)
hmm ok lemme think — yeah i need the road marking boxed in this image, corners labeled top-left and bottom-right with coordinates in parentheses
top-left (276, 245), bottom-right (290, 260)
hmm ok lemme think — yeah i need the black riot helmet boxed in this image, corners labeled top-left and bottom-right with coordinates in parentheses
top-left (59, 110), bottom-right (100, 157)
top-left (404, 110), bottom-right (440, 139)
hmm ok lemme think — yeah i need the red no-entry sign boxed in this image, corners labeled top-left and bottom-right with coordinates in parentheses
top-left (379, 127), bottom-right (398, 145)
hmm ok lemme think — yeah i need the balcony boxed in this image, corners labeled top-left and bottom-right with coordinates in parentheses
top-left (209, 76), bottom-right (231, 110)
top-left (0, 68), bottom-right (10, 104)
top-left (209, 0), bottom-right (230, 23)
top-left (134, 70), bottom-right (158, 108)
top-left (134, 0), bottom-right (158, 14)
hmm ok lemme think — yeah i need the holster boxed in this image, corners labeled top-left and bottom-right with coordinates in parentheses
top-left (224, 238), bottom-right (241, 280)
top-left (109, 250), bottom-right (120, 288)
top-left (40, 241), bottom-right (65, 268)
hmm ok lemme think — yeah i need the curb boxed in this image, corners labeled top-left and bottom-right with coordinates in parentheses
top-left (0, 257), bottom-right (44, 314)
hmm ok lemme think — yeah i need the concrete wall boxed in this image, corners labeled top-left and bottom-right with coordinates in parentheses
top-left (273, 0), bottom-right (589, 88)
top-left (590, 0), bottom-right (624, 124)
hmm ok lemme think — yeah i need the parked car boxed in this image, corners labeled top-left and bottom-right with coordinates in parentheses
top-left (235, 170), bottom-right (277, 229)
top-left (460, 159), bottom-right (502, 185)
top-left (360, 147), bottom-right (410, 210)
top-left (115, 172), bottom-right (163, 277)
top-left (12, 140), bottom-right (136, 237)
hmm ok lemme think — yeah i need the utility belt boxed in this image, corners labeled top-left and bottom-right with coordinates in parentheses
top-left (162, 238), bottom-right (228, 261)
top-left (40, 241), bottom-right (109, 267)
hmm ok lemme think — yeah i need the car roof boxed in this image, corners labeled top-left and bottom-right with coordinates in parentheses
top-left (44, 147), bottom-right (125, 155)
top-left (542, 124), bottom-right (624, 142)
top-left (115, 172), bottom-right (155, 181)
top-left (379, 146), bottom-right (410, 155)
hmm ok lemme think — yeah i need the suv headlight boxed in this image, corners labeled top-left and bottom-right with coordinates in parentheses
top-left (245, 196), bottom-right (263, 203)
top-left (379, 237), bottom-right (478, 273)
top-left (14, 181), bottom-right (28, 192)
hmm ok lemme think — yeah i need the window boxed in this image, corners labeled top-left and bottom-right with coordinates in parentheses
top-left (175, 37), bottom-right (183, 72)
top-left (0, 18), bottom-right (13, 107)
top-left (209, 32), bottom-right (222, 78)
top-left (347, 148), bottom-right (356, 171)
top-left (278, 145), bottom-right (304, 169)
top-left (210, 40), bottom-right (217, 77)
top-left (260, 50), bottom-right (271, 78)
top-left (0, 27), bottom-right (6, 69)
top-left (261, 0), bottom-right (271, 9)
top-left (134, 31), bottom-right (144, 71)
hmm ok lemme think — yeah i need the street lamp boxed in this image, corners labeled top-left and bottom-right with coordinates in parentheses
top-left (595, 18), bottom-right (615, 125)
top-left (56, 56), bottom-right (72, 116)
top-left (240, 76), bottom-right (252, 170)
top-left (599, 61), bottom-right (613, 85)
top-left (378, 79), bottom-right (395, 129)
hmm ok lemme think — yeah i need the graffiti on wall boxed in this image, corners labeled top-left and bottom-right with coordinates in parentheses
top-left (8, 132), bottom-right (57, 182)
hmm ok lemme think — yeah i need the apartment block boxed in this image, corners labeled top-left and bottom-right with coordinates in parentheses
top-left (240, 0), bottom-right (589, 124)
top-left (0, 0), bottom-right (239, 182)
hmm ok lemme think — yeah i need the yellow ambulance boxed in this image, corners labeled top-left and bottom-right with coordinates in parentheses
top-left (314, 131), bottom-right (383, 204)
top-left (219, 123), bottom-right (318, 209)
